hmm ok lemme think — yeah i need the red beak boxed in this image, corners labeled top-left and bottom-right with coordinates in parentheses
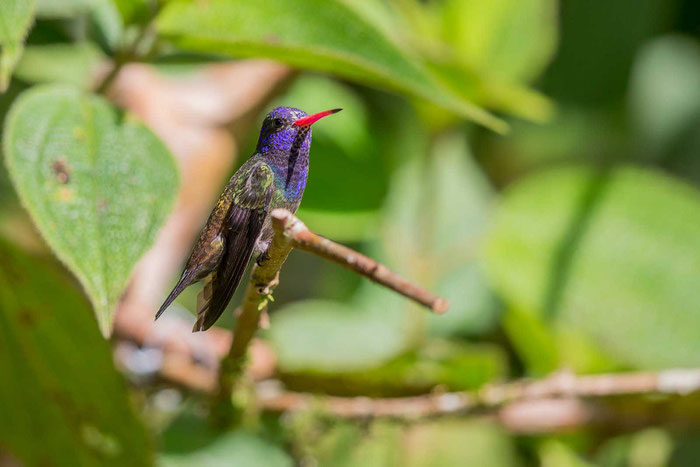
top-left (294, 108), bottom-right (342, 127)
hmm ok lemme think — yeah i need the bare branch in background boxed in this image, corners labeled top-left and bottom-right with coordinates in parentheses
top-left (255, 368), bottom-right (700, 432)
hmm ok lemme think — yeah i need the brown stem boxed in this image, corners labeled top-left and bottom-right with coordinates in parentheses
top-left (272, 209), bottom-right (449, 313)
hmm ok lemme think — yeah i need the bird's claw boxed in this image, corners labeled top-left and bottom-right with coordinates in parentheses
top-left (256, 250), bottom-right (271, 267)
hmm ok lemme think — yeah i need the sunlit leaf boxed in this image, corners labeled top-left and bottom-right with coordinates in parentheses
top-left (0, 0), bottom-right (36, 92)
top-left (440, 0), bottom-right (558, 83)
top-left (0, 238), bottom-right (151, 466)
top-left (155, 0), bottom-right (507, 132)
top-left (485, 166), bottom-right (700, 368)
top-left (3, 85), bottom-right (179, 335)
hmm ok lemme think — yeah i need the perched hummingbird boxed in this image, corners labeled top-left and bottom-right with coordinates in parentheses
top-left (155, 106), bottom-right (341, 331)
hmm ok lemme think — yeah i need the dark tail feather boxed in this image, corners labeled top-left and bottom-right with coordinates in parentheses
top-left (192, 245), bottom-right (254, 332)
top-left (192, 209), bottom-right (264, 332)
top-left (155, 272), bottom-right (194, 321)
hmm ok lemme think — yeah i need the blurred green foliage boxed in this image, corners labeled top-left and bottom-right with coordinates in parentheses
top-left (0, 238), bottom-right (152, 465)
top-left (486, 166), bottom-right (700, 371)
top-left (0, 0), bottom-right (699, 465)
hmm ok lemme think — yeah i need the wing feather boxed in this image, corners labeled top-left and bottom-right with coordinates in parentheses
top-left (193, 161), bottom-right (274, 331)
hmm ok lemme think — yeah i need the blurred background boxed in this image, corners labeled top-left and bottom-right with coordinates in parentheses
top-left (0, 0), bottom-right (699, 465)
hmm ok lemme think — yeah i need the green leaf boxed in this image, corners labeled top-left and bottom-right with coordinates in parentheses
top-left (269, 299), bottom-right (417, 373)
top-left (3, 85), bottom-right (178, 336)
top-left (485, 166), bottom-right (700, 369)
top-left (374, 0), bottom-right (556, 122)
top-left (160, 430), bottom-right (292, 467)
top-left (0, 238), bottom-right (151, 466)
top-left (14, 42), bottom-right (106, 88)
top-left (0, 0), bottom-right (36, 92)
top-left (382, 131), bottom-right (499, 337)
top-left (155, 0), bottom-right (507, 133)
top-left (440, 0), bottom-right (558, 83)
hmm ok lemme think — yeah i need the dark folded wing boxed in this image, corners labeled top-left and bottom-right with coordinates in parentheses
top-left (193, 161), bottom-right (274, 331)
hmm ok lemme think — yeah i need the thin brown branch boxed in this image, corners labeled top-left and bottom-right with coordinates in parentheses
top-left (214, 209), bottom-right (448, 422)
top-left (272, 209), bottom-right (449, 313)
top-left (254, 368), bottom-right (700, 431)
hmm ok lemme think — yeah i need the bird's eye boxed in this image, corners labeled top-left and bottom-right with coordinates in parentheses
top-left (273, 118), bottom-right (283, 128)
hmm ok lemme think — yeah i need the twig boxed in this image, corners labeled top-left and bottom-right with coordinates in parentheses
top-left (254, 368), bottom-right (700, 431)
top-left (275, 210), bottom-right (449, 313)
top-left (214, 209), bottom-right (449, 423)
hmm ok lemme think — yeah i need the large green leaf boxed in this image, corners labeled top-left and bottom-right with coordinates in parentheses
top-left (485, 166), bottom-right (700, 369)
top-left (382, 131), bottom-right (499, 337)
top-left (155, 0), bottom-right (507, 133)
top-left (0, 0), bottom-right (36, 91)
top-left (0, 238), bottom-right (151, 466)
top-left (3, 85), bottom-right (179, 336)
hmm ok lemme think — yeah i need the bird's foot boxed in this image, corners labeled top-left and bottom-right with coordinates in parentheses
top-left (256, 250), bottom-right (271, 267)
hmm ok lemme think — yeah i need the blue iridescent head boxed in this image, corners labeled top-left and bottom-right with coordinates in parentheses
top-left (256, 106), bottom-right (341, 155)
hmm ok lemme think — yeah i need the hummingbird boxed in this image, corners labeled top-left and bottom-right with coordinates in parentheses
top-left (155, 106), bottom-right (341, 331)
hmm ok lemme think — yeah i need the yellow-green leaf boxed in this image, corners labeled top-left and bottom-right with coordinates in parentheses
top-left (155, 0), bottom-right (507, 133)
